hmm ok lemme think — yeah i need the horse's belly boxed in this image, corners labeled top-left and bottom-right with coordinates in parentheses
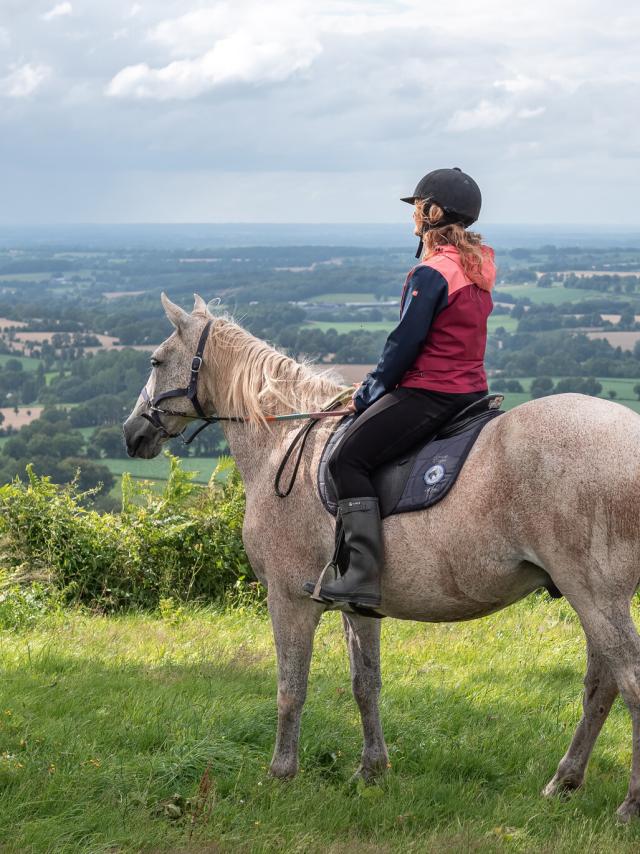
top-left (379, 555), bottom-right (548, 623)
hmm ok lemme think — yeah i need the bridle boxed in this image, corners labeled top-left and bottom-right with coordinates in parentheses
top-left (139, 319), bottom-right (245, 444)
top-left (137, 317), bottom-right (352, 496)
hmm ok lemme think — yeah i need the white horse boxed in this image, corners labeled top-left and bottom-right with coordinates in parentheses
top-left (123, 294), bottom-right (640, 821)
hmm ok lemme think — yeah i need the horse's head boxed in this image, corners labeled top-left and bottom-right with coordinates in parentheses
top-left (123, 292), bottom-right (213, 458)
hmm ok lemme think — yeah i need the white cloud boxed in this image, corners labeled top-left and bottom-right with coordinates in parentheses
top-left (517, 106), bottom-right (546, 119)
top-left (107, 4), bottom-right (322, 99)
top-left (0, 63), bottom-right (51, 98)
top-left (41, 2), bottom-right (73, 21)
top-left (494, 75), bottom-right (543, 94)
top-left (447, 100), bottom-right (513, 132)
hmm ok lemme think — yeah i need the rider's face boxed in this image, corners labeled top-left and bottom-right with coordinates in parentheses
top-left (413, 204), bottom-right (423, 237)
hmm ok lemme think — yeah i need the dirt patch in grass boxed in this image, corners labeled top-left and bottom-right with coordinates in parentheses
top-left (0, 405), bottom-right (43, 429)
top-left (103, 290), bottom-right (146, 299)
top-left (315, 364), bottom-right (374, 385)
top-left (585, 330), bottom-right (640, 350)
top-left (0, 317), bottom-right (28, 330)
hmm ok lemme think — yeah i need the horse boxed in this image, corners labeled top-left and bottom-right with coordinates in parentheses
top-left (123, 293), bottom-right (640, 822)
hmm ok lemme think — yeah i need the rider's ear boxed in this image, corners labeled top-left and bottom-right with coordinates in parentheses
top-left (161, 292), bottom-right (190, 331)
top-left (192, 293), bottom-right (208, 314)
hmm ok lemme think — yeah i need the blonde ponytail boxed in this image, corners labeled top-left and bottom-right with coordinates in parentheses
top-left (414, 200), bottom-right (486, 281)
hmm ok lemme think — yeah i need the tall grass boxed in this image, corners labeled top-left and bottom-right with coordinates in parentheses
top-left (2, 602), bottom-right (640, 852)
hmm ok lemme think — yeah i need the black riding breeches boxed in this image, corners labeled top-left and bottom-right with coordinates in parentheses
top-left (328, 386), bottom-right (487, 500)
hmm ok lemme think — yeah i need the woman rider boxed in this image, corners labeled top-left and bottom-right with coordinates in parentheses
top-left (311, 167), bottom-right (496, 610)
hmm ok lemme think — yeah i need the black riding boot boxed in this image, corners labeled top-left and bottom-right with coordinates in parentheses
top-left (319, 497), bottom-right (382, 607)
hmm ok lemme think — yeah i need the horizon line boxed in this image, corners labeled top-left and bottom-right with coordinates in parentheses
top-left (1, 221), bottom-right (640, 230)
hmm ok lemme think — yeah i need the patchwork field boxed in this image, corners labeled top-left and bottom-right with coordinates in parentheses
top-left (586, 331), bottom-right (640, 349)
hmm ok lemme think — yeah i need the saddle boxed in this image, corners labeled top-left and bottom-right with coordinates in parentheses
top-left (317, 394), bottom-right (505, 519)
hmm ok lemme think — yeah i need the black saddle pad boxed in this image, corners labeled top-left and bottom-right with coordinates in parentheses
top-left (317, 398), bottom-right (504, 519)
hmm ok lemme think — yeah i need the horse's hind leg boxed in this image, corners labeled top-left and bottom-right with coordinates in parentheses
top-left (342, 613), bottom-right (389, 780)
top-left (268, 588), bottom-right (322, 779)
top-left (570, 604), bottom-right (640, 821)
top-left (543, 640), bottom-right (618, 797)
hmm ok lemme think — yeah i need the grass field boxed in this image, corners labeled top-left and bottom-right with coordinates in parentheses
top-left (0, 354), bottom-right (40, 370)
top-left (489, 378), bottom-right (640, 414)
top-left (306, 320), bottom-right (395, 333)
top-left (102, 456), bottom-right (219, 483)
top-left (3, 599), bottom-right (640, 852)
top-left (0, 273), bottom-right (51, 282)
top-left (496, 284), bottom-right (640, 307)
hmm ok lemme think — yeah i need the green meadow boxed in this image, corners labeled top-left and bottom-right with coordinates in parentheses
top-left (496, 284), bottom-right (640, 307)
top-left (102, 455), bottom-right (219, 483)
top-left (0, 354), bottom-right (41, 370)
top-left (3, 599), bottom-right (640, 852)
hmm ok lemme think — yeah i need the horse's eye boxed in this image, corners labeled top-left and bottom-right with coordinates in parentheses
top-left (150, 358), bottom-right (162, 368)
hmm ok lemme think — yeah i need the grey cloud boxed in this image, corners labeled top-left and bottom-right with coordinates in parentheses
top-left (0, 0), bottom-right (638, 223)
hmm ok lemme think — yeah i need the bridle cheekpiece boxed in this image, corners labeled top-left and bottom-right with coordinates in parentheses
top-left (139, 319), bottom-right (230, 444)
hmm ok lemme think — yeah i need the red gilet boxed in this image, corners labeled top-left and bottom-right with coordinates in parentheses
top-left (399, 245), bottom-right (495, 394)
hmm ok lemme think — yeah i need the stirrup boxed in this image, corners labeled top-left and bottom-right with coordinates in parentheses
top-left (304, 559), bottom-right (338, 603)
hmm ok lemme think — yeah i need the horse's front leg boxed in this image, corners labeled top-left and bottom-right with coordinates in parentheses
top-left (268, 587), bottom-right (322, 779)
top-left (342, 613), bottom-right (389, 781)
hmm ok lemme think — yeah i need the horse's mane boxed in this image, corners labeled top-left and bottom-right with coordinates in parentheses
top-left (205, 312), bottom-right (346, 428)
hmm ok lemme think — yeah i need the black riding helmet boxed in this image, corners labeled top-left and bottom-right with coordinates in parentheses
top-left (402, 167), bottom-right (482, 257)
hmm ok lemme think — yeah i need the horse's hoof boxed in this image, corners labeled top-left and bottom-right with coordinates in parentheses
top-left (268, 760), bottom-right (298, 780)
top-left (541, 777), bottom-right (581, 799)
top-left (350, 757), bottom-right (389, 785)
top-left (617, 798), bottom-right (640, 823)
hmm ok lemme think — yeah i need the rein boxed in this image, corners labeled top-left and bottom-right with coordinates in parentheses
top-left (274, 391), bottom-right (352, 498)
top-left (139, 320), bottom-right (353, 492)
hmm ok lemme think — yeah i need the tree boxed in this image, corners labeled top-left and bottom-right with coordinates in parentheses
top-left (530, 376), bottom-right (554, 399)
top-left (90, 425), bottom-right (128, 459)
top-left (553, 377), bottom-right (602, 396)
top-left (580, 377), bottom-right (603, 397)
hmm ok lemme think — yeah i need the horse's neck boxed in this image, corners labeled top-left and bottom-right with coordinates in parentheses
top-left (209, 337), bottom-right (339, 488)
top-left (222, 422), bottom-right (281, 487)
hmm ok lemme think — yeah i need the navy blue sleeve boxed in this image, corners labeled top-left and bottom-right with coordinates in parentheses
top-left (352, 266), bottom-right (448, 413)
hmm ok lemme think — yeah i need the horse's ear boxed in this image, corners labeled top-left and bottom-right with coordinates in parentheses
top-left (193, 293), bottom-right (208, 315)
top-left (161, 292), bottom-right (190, 330)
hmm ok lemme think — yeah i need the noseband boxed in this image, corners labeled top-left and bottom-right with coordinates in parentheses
top-left (139, 320), bottom-right (244, 444)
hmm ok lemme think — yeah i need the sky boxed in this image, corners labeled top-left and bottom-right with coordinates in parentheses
top-left (0, 0), bottom-right (639, 226)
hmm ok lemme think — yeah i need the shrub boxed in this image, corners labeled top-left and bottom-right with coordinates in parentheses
top-left (0, 579), bottom-right (63, 630)
top-left (0, 454), bottom-right (255, 611)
